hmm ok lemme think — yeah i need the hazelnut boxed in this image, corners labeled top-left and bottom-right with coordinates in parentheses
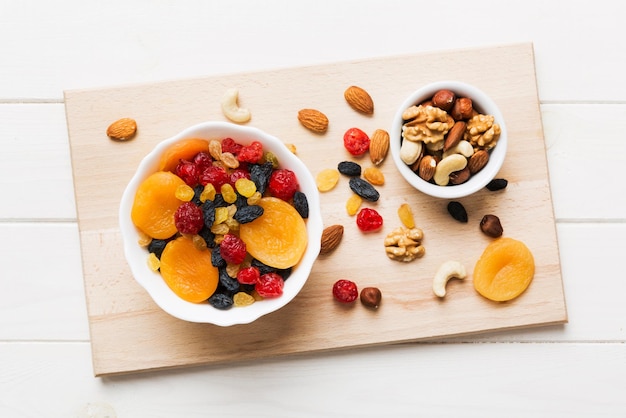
top-left (431, 89), bottom-right (456, 112)
top-left (480, 214), bottom-right (503, 238)
top-left (450, 97), bottom-right (474, 120)
top-left (360, 287), bottom-right (382, 309)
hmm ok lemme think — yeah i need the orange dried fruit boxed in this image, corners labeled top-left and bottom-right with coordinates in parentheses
top-left (157, 138), bottom-right (209, 173)
top-left (239, 197), bottom-right (307, 269)
top-left (473, 237), bottom-right (535, 302)
top-left (131, 171), bottom-right (186, 239)
top-left (159, 236), bottom-right (219, 303)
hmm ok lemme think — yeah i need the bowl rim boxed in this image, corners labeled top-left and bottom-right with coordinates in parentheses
top-left (118, 121), bottom-right (322, 325)
top-left (389, 80), bottom-right (507, 199)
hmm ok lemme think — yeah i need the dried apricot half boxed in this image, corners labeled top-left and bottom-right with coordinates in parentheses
top-left (159, 236), bottom-right (219, 303)
top-left (239, 197), bottom-right (307, 269)
top-left (131, 171), bottom-right (186, 239)
top-left (158, 138), bottom-right (209, 173)
top-left (473, 237), bottom-right (535, 302)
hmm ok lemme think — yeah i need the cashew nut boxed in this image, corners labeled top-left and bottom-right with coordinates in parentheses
top-left (433, 260), bottom-right (466, 297)
top-left (442, 140), bottom-right (474, 159)
top-left (433, 154), bottom-right (467, 186)
top-left (221, 88), bottom-right (251, 123)
top-left (400, 139), bottom-right (423, 165)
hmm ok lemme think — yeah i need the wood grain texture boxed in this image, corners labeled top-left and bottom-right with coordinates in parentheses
top-left (64, 43), bottom-right (567, 376)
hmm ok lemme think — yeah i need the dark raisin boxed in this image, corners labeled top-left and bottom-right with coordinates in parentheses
top-left (277, 267), bottom-right (292, 281)
top-left (251, 258), bottom-right (276, 275)
top-left (486, 178), bottom-right (508, 191)
top-left (191, 185), bottom-right (204, 205)
top-left (250, 162), bottom-right (274, 195)
top-left (219, 268), bottom-right (240, 294)
top-left (208, 292), bottom-right (234, 310)
top-left (233, 205), bottom-right (264, 224)
top-left (337, 161), bottom-right (362, 177)
top-left (234, 193), bottom-right (248, 208)
top-left (198, 226), bottom-right (216, 248)
top-left (349, 177), bottom-right (379, 202)
top-left (292, 191), bottom-right (309, 219)
top-left (211, 246), bottom-right (226, 268)
top-left (447, 201), bottom-right (468, 223)
top-left (202, 205), bottom-right (216, 229)
top-left (147, 238), bottom-right (170, 258)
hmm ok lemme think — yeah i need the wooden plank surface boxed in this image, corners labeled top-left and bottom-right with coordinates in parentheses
top-left (64, 43), bottom-right (567, 376)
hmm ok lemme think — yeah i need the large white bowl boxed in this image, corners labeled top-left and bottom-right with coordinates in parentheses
top-left (390, 81), bottom-right (507, 199)
top-left (119, 121), bottom-right (322, 326)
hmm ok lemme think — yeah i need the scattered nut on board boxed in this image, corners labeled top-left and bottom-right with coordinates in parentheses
top-left (106, 117), bottom-right (137, 141)
top-left (221, 88), bottom-right (251, 123)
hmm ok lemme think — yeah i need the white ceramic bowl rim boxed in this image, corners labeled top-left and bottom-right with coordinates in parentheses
top-left (389, 80), bottom-right (508, 199)
top-left (119, 121), bottom-right (322, 326)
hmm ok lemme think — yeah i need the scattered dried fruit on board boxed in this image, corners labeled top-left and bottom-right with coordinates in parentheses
top-left (297, 108), bottom-right (329, 133)
top-left (397, 203), bottom-right (415, 228)
top-left (333, 279), bottom-right (359, 303)
top-left (320, 225), bottom-right (344, 255)
top-left (316, 168), bottom-right (340, 192)
top-left (356, 208), bottom-right (383, 232)
top-left (363, 167), bottom-right (385, 185)
top-left (344, 85), bottom-right (374, 114)
top-left (106, 117), bottom-right (137, 141)
top-left (486, 178), bottom-right (508, 191)
top-left (349, 177), bottom-right (379, 202)
top-left (447, 201), bottom-right (468, 223)
top-left (343, 127), bottom-right (371, 156)
top-left (473, 237), bottom-right (535, 302)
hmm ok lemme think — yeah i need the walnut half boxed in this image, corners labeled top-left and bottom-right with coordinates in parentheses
top-left (384, 227), bottom-right (426, 262)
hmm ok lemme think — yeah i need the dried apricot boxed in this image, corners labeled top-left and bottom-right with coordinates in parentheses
top-left (131, 171), bottom-right (186, 239)
top-left (159, 236), bottom-right (219, 303)
top-left (157, 138), bottom-right (209, 173)
top-left (473, 237), bottom-right (535, 302)
top-left (239, 197), bottom-right (307, 269)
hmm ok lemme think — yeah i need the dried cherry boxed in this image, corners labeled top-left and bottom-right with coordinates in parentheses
top-left (332, 279), bottom-right (358, 303)
top-left (343, 127), bottom-right (370, 156)
top-left (356, 208), bottom-right (383, 232)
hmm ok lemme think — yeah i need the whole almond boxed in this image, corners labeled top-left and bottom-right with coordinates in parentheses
top-left (418, 155), bottom-right (437, 181)
top-left (106, 118), bottom-right (137, 141)
top-left (369, 129), bottom-right (390, 165)
top-left (443, 121), bottom-right (466, 152)
top-left (468, 149), bottom-right (490, 174)
top-left (297, 109), bottom-right (329, 134)
top-left (449, 166), bottom-right (471, 184)
top-left (344, 86), bottom-right (374, 115)
top-left (320, 224), bottom-right (344, 255)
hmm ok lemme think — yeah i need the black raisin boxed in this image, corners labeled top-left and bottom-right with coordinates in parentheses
top-left (191, 185), bottom-right (204, 206)
top-left (349, 177), bottom-right (380, 202)
top-left (218, 268), bottom-right (240, 294)
top-left (250, 162), bottom-right (273, 195)
top-left (211, 246), bottom-right (226, 268)
top-left (202, 205), bottom-right (216, 229)
top-left (208, 292), bottom-right (233, 310)
top-left (251, 258), bottom-right (276, 275)
top-left (147, 238), bottom-right (170, 258)
top-left (233, 205), bottom-right (264, 224)
top-left (198, 226), bottom-right (216, 248)
top-left (486, 178), bottom-right (508, 191)
top-left (337, 161), bottom-right (362, 177)
top-left (447, 201), bottom-right (468, 223)
top-left (292, 191), bottom-right (309, 219)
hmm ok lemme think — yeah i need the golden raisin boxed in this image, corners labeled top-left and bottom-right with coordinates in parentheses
top-left (147, 252), bottom-right (161, 271)
top-left (175, 184), bottom-right (195, 202)
top-left (363, 167), bottom-right (385, 186)
top-left (233, 292), bottom-right (256, 307)
top-left (235, 178), bottom-right (257, 198)
top-left (200, 183), bottom-right (216, 202)
top-left (221, 183), bottom-right (237, 204)
top-left (398, 203), bottom-right (415, 228)
top-left (345, 193), bottom-right (362, 216)
top-left (316, 168), bottom-right (340, 192)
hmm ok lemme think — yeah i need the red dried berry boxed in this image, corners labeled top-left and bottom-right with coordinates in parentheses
top-left (219, 233), bottom-right (247, 264)
top-left (174, 159), bottom-right (200, 187)
top-left (356, 208), bottom-right (383, 232)
top-left (332, 279), bottom-right (358, 303)
top-left (268, 169), bottom-right (299, 201)
top-left (256, 272), bottom-right (284, 298)
top-left (229, 168), bottom-right (251, 186)
top-left (237, 141), bottom-right (264, 163)
top-left (193, 151), bottom-right (213, 173)
top-left (221, 137), bottom-right (242, 155)
top-left (174, 202), bottom-right (204, 234)
top-left (199, 165), bottom-right (229, 190)
top-left (236, 266), bottom-right (260, 285)
top-left (343, 127), bottom-right (370, 156)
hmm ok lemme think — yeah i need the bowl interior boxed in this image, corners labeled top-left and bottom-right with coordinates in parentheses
top-left (119, 121), bottom-right (322, 325)
top-left (389, 81), bottom-right (507, 199)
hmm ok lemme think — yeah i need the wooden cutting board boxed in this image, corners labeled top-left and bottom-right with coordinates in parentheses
top-left (65, 43), bottom-right (567, 377)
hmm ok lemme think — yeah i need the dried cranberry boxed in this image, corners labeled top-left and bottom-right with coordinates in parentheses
top-left (175, 160), bottom-right (199, 186)
top-left (268, 169), bottom-right (299, 201)
top-left (199, 165), bottom-right (229, 190)
top-left (219, 233), bottom-right (247, 264)
top-left (193, 151), bottom-right (213, 172)
top-left (332, 279), bottom-right (358, 303)
top-left (237, 266), bottom-right (260, 285)
top-left (356, 208), bottom-right (383, 232)
top-left (256, 272), bottom-right (284, 298)
top-left (221, 137), bottom-right (242, 155)
top-left (343, 127), bottom-right (370, 156)
top-left (237, 141), bottom-right (264, 163)
top-left (174, 202), bottom-right (204, 234)
top-left (229, 168), bottom-right (251, 186)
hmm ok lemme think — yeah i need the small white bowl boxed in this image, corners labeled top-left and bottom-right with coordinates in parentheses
top-left (390, 81), bottom-right (507, 199)
top-left (119, 121), bottom-right (322, 326)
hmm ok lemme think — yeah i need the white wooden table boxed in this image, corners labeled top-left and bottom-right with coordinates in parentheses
top-left (1, 1), bottom-right (624, 416)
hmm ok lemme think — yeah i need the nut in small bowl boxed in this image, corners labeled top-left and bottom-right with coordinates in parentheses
top-left (389, 81), bottom-right (507, 199)
top-left (119, 121), bottom-right (323, 326)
